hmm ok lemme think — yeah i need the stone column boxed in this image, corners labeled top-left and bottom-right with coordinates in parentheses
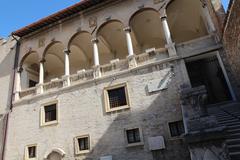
top-left (37, 59), bottom-right (45, 94)
top-left (14, 67), bottom-right (23, 101)
top-left (91, 38), bottom-right (101, 78)
top-left (160, 13), bottom-right (177, 57)
top-left (124, 27), bottom-right (137, 68)
top-left (63, 49), bottom-right (71, 87)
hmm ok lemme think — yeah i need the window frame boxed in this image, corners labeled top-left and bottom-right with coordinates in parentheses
top-left (124, 127), bottom-right (144, 147)
top-left (168, 120), bottom-right (185, 138)
top-left (24, 144), bottom-right (37, 160)
top-left (104, 83), bottom-right (130, 113)
top-left (74, 134), bottom-right (90, 155)
top-left (40, 100), bottom-right (59, 127)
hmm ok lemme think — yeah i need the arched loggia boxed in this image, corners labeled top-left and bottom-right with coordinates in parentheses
top-left (68, 31), bottom-right (93, 74)
top-left (43, 42), bottom-right (65, 82)
top-left (129, 8), bottom-right (165, 54)
top-left (19, 51), bottom-right (39, 89)
top-left (167, 0), bottom-right (208, 43)
top-left (97, 20), bottom-right (129, 64)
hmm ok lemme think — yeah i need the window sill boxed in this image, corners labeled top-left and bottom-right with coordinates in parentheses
top-left (40, 120), bottom-right (58, 127)
top-left (126, 142), bottom-right (144, 148)
top-left (75, 150), bottom-right (90, 155)
top-left (106, 105), bottom-right (130, 113)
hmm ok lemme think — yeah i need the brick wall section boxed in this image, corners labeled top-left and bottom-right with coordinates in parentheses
top-left (223, 0), bottom-right (240, 99)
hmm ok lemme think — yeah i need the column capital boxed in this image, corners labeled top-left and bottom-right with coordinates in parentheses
top-left (123, 27), bottom-right (131, 32)
top-left (160, 9), bottom-right (167, 20)
top-left (63, 49), bottom-right (71, 55)
top-left (91, 38), bottom-right (99, 43)
top-left (17, 66), bottom-right (23, 73)
top-left (40, 58), bottom-right (46, 63)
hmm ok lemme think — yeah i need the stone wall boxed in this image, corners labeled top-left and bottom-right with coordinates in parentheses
top-left (223, 0), bottom-right (240, 99)
top-left (0, 37), bottom-right (16, 158)
top-left (5, 60), bottom-right (191, 160)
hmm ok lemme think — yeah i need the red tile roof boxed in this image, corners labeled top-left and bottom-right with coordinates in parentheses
top-left (12, 0), bottom-right (104, 37)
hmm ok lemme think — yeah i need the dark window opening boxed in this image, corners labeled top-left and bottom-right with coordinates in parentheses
top-left (185, 56), bottom-right (232, 104)
top-left (126, 128), bottom-right (141, 144)
top-left (78, 137), bottom-right (89, 151)
top-left (108, 87), bottom-right (127, 108)
top-left (28, 146), bottom-right (36, 158)
top-left (29, 80), bottom-right (38, 88)
top-left (169, 121), bottom-right (185, 137)
top-left (44, 104), bottom-right (57, 122)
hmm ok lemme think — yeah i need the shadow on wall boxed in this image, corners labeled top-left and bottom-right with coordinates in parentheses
top-left (73, 62), bottom-right (191, 160)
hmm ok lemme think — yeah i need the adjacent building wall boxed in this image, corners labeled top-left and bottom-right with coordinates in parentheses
top-left (0, 37), bottom-right (16, 159)
top-left (223, 0), bottom-right (240, 99)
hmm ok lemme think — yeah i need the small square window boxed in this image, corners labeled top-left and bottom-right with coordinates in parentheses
top-left (25, 145), bottom-right (37, 160)
top-left (126, 128), bottom-right (141, 144)
top-left (44, 104), bottom-right (57, 122)
top-left (75, 135), bottom-right (90, 155)
top-left (125, 128), bottom-right (144, 147)
top-left (40, 101), bottom-right (58, 127)
top-left (169, 121), bottom-right (185, 137)
top-left (104, 83), bottom-right (130, 112)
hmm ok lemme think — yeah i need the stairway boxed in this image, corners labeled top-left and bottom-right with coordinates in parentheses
top-left (208, 102), bottom-right (240, 160)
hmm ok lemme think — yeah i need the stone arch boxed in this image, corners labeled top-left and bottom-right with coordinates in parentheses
top-left (19, 51), bottom-right (39, 89)
top-left (129, 8), bottom-right (165, 54)
top-left (44, 148), bottom-right (65, 160)
top-left (68, 31), bottom-right (93, 73)
top-left (43, 41), bottom-right (65, 82)
top-left (166, 0), bottom-right (208, 43)
top-left (96, 20), bottom-right (128, 64)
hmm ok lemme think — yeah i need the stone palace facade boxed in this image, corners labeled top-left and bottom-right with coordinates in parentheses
top-left (1, 0), bottom-right (240, 160)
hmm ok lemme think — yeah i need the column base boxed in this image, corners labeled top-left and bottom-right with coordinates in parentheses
top-left (93, 65), bottom-right (101, 78)
top-left (127, 55), bottom-right (137, 68)
top-left (14, 91), bottom-right (20, 101)
top-left (62, 75), bottom-right (71, 87)
top-left (165, 43), bottom-right (177, 57)
top-left (36, 84), bottom-right (44, 94)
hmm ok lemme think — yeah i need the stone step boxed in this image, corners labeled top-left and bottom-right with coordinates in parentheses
top-left (227, 124), bottom-right (240, 130)
top-left (227, 133), bottom-right (240, 139)
top-left (226, 138), bottom-right (240, 145)
top-left (219, 121), bottom-right (240, 127)
top-left (229, 151), bottom-right (240, 160)
top-left (217, 117), bottom-right (236, 121)
top-left (228, 144), bottom-right (240, 153)
top-left (228, 128), bottom-right (240, 134)
top-left (219, 119), bottom-right (240, 125)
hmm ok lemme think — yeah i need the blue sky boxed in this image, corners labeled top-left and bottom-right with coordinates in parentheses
top-left (0, 0), bottom-right (230, 38)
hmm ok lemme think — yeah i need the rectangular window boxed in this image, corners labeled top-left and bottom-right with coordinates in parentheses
top-left (40, 101), bottom-right (58, 127)
top-left (126, 128), bottom-right (141, 144)
top-left (75, 135), bottom-right (90, 155)
top-left (28, 146), bottom-right (36, 158)
top-left (169, 121), bottom-right (185, 137)
top-left (25, 145), bottom-right (37, 160)
top-left (78, 137), bottom-right (89, 151)
top-left (104, 83), bottom-right (130, 112)
top-left (108, 87), bottom-right (127, 108)
top-left (44, 104), bottom-right (57, 122)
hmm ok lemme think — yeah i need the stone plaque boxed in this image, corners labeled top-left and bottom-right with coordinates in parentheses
top-left (38, 37), bottom-right (45, 48)
top-left (89, 17), bottom-right (97, 28)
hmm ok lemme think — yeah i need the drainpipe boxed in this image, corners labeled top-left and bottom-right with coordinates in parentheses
top-left (1, 34), bottom-right (21, 160)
